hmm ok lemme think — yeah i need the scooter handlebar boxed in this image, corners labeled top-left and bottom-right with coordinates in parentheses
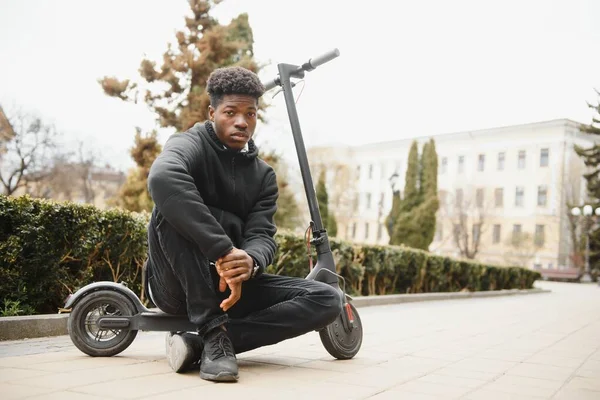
top-left (262, 48), bottom-right (340, 91)
top-left (308, 48), bottom-right (340, 69)
top-left (263, 77), bottom-right (280, 92)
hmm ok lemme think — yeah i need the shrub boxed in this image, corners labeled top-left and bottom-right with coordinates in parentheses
top-left (0, 195), bottom-right (541, 314)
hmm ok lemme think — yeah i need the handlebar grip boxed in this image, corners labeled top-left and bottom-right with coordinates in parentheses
top-left (263, 77), bottom-right (280, 92)
top-left (262, 48), bottom-right (340, 91)
top-left (308, 48), bottom-right (340, 69)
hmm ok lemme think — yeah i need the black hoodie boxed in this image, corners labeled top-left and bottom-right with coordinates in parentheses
top-left (147, 121), bottom-right (278, 276)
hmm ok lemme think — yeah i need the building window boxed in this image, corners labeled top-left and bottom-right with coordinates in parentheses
top-left (377, 223), bottom-right (383, 240)
top-left (366, 193), bottom-right (372, 209)
top-left (440, 157), bottom-right (447, 174)
top-left (356, 165), bottom-right (361, 178)
top-left (353, 194), bottom-right (359, 211)
top-left (494, 188), bottom-right (504, 207)
top-left (512, 224), bottom-right (522, 244)
top-left (535, 224), bottom-right (545, 247)
top-left (537, 185), bottom-right (548, 207)
top-left (455, 188), bottom-right (464, 207)
top-left (477, 154), bottom-right (485, 171)
top-left (515, 187), bottom-right (524, 207)
top-left (458, 156), bottom-right (464, 173)
top-left (352, 223), bottom-right (357, 239)
top-left (472, 224), bottom-right (481, 243)
top-left (368, 164), bottom-right (373, 179)
top-left (497, 152), bottom-right (505, 171)
top-left (493, 224), bottom-right (501, 244)
top-left (518, 150), bottom-right (526, 169)
top-left (364, 223), bottom-right (369, 239)
top-left (476, 188), bottom-right (484, 208)
top-left (540, 148), bottom-right (549, 167)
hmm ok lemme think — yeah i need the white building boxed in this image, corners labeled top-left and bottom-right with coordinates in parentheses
top-left (307, 119), bottom-right (598, 271)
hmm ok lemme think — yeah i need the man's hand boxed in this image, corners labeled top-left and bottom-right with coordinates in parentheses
top-left (215, 247), bottom-right (253, 311)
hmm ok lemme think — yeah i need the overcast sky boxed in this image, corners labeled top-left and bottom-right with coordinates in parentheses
top-left (1, 0), bottom-right (599, 172)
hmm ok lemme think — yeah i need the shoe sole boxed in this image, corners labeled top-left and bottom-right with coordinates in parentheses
top-left (200, 371), bottom-right (239, 382)
top-left (166, 333), bottom-right (195, 373)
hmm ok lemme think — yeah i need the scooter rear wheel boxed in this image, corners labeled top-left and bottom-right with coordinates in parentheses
top-left (319, 302), bottom-right (362, 359)
top-left (68, 290), bottom-right (138, 357)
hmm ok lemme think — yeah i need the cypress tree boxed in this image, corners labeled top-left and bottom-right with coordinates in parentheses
top-left (390, 141), bottom-right (420, 246)
top-left (574, 90), bottom-right (600, 277)
top-left (316, 170), bottom-right (338, 236)
top-left (402, 141), bottom-right (421, 212)
top-left (418, 139), bottom-right (439, 249)
top-left (389, 139), bottom-right (439, 250)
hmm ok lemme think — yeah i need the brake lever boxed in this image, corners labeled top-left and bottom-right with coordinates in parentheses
top-left (272, 81), bottom-right (297, 99)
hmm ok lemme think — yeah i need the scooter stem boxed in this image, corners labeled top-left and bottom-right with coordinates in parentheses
top-left (278, 63), bottom-right (323, 232)
top-left (277, 63), bottom-right (338, 288)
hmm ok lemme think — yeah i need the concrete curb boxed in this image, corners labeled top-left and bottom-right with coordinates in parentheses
top-left (0, 288), bottom-right (549, 341)
top-left (0, 313), bottom-right (69, 341)
top-left (350, 287), bottom-right (550, 308)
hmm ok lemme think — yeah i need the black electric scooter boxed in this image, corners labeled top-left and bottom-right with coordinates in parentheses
top-left (63, 49), bottom-right (363, 360)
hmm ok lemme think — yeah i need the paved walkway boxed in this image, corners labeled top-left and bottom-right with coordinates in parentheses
top-left (0, 281), bottom-right (599, 400)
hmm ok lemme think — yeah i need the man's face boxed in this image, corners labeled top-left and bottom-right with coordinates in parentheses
top-left (209, 94), bottom-right (258, 151)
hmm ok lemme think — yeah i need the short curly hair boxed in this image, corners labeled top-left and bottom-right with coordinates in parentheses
top-left (206, 66), bottom-right (264, 108)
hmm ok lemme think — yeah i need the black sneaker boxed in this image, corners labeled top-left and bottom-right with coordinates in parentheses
top-left (199, 326), bottom-right (238, 382)
top-left (165, 332), bottom-right (203, 373)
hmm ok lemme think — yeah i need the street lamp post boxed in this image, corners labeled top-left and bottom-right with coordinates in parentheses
top-left (570, 205), bottom-right (600, 283)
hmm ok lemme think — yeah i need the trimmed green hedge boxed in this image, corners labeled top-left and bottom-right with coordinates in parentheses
top-left (0, 195), bottom-right (540, 315)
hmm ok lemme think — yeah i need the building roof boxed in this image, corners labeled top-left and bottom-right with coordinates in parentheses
top-left (310, 118), bottom-right (590, 153)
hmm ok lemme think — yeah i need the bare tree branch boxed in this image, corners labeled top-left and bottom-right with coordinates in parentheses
top-left (440, 186), bottom-right (491, 260)
top-left (0, 106), bottom-right (59, 195)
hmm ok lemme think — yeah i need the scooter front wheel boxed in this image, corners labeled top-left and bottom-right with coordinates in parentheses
top-left (319, 302), bottom-right (362, 359)
top-left (68, 290), bottom-right (138, 357)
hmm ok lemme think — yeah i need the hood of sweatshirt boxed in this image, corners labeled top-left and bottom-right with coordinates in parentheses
top-left (192, 120), bottom-right (259, 162)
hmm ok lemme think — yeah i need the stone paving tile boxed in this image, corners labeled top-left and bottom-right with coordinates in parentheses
top-left (1, 281), bottom-right (599, 400)
top-left (368, 390), bottom-right (445, 400)
top-left (24, 355), bottom-right (150, 373)
top-left (523, 353), bottom-right (585, 369)
top-left (448, 357), bottom-right (518, 374)
top-left (505, 362), bottom-right (574, 381)
top-left (241, 354), bottom-right (314, 367)
top-left (72, 370), bottom-right (209, 399)
top-left (378, 355), bottom-right (452, 373)
top-left (4, 382), bottom-right (59, 400)
top-left (476, 348), bottom-right (534, 363)
top-left (9, 360), bottom-right (170, 390)
top-left (325, 365), bottom-right (424, 390)
top-left (476, 377), bottom-right (561, 398)
top-left (415, 373), bottom-right (487, 389)
top-left (144, 383), bottom-right (299, 400)
top-left (574, 367), bottom-right (600, 379)
top-left (26, 392), bottom-right (106, 400)
top-left (463, 388), bottom-right (547, 399)
top-left (553, 389), bottom-right (600, 400)
top-left (559, 376), bottom-right (600, 392)
top-left (434, 366), bottom-right (500, 382)
top-left (0, 367), bottom-right (53, 382)
top-left (237, 359), bottom-right (288, 374)
top-left (391, 380), bottom-right (473, 399)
